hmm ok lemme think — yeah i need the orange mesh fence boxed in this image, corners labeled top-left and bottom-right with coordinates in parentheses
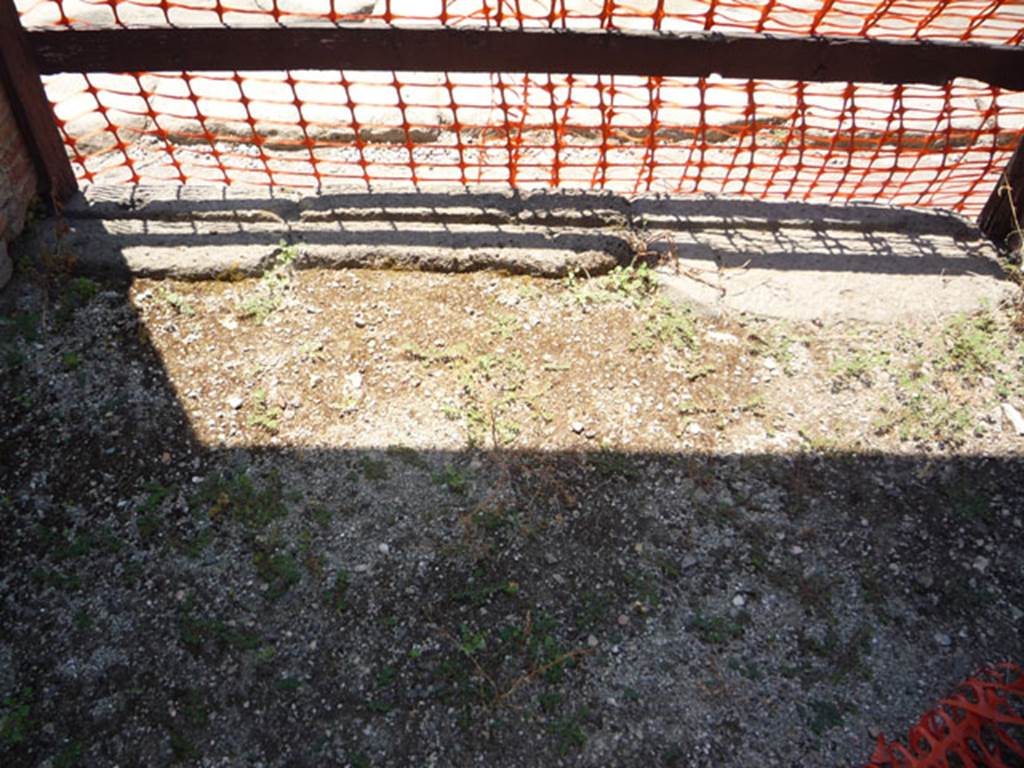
top-left (15, 1), bottom-right (1024, 216)
top-left (16, 1), bottom-right (1024, 43)
top-left (867, 662), bottom-right (1024, 768)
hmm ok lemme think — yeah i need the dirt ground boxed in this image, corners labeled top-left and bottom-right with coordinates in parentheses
top-left (2, 244), bottom-right (1023, 767)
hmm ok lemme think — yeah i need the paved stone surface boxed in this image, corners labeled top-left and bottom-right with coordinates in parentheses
top-left (648, 199), bottom-right (1016, 322)
top-left (37, 185), bottom-right (1020, 321)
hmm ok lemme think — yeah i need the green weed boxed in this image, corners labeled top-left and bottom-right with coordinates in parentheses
top-left (194, 471), bottom-right (286, 530)
top-left (137, 482), bottom-right (171, 542)
top-left (57, 277), bottom-right (98, 323)
top-left (359, 456), bottom-right (389, 482)
top-left (874, 388), bottom-right (971, 446)
top-left (30, 567), bottom-right (80, 592)
top-left (433, 465), bottom-right (468, 494)
top-left (246, 389), bottom-right (282, 433)
top-left (179, 595), bottom-right (261, 655)
top-left (275, 677), bottom-right (303, 693)
top-left (158, 287), bottom-right (196, 316)
top-left (0, 688), bottom-right (32, 745)
top-left (748, 329), bottom-right (800, 375)
top-left (549, 708), bottom-right (589, 755)
top-left (589, 447), bottom-right (640, 479)
top-left (182, 689), bottom-right (209, 728)
top-left (326, 569), bottom-right (350, 612)
top-left (830, 349), bottom-right (889, 388)
top-left (307, 505), bottom-right (335, 528)
top-left (564, 263), bottom-right (657, 308)
top-left (53, 740), bottom-right (82, 768)
top-left (489, 313), bottom-right (518, 339)
top-left (169, 729), bottom-right (196, 762)
top-left (941, 311), bottom-right (1006, 379)
top-left (237, 243), bottom-right (298, 323)
top-left (687, 611), bottom-right (748, 645)
top-left (253, 546), bottom-right (301, 599)
top-left (385, 445), bottom-right (430, 470)
top-left (631, 299), bottom-right (699, 354)
top-left (805, 699), bottom-right (845, 737)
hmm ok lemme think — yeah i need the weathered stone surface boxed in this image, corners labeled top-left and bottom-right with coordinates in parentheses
top-left (52, 184), bottom-right (1016, 321)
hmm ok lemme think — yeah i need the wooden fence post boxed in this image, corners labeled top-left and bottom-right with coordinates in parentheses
top-left (0, 0), bottom-right (77, 202)
top-left (978, 140), bottom-right (1024, 253)
top-left (978, 137), bottom-right (1024, 251)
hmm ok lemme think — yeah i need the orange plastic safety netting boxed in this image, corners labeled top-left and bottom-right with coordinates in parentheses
top-left (15, 1), bottom-right (1024, 216)
top-left (867, 662), bottom-right (1024, 768)
top-left (16, 1), bottom-right (1024, 43)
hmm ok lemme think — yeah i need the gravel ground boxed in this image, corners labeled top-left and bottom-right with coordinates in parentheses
top-left (1, 240), bottom-right (1023, 767)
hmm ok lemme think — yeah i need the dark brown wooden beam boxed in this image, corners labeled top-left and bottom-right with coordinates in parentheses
top-left (27, 26), bottom-right (1024, 90)
top-left (0, 0), bottom-right (76, 201)
top-left (978, 137), bottom-right (1024, 251)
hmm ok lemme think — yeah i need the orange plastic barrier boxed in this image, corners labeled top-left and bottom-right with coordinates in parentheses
top-left (868, 662), bottom-right (1024, 768)
top-left (16, 2), bottom-right (1024, 215)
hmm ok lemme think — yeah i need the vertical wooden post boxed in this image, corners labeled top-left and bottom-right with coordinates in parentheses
top-left (0, 0), bottom-right (77, 201)
top-left (978, 137), bottom-right (1024, 251)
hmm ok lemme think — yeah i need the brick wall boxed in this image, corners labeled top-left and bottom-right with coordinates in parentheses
top-left (0, 77), bottom-right (39, 243)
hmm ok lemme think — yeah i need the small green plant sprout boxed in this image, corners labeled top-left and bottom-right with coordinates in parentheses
top-left (459, 623), bottom-right (486, 656)
top-left (805, 699), bottom-right (846, 737)
top-left (549, 708), bottom-right (589, 755)
top-left (157, 287), bottom-right (196, 316)
top-left (433, 464), bottom-right (468, 494)
top-left (137, 481), bottom-right (171, 542)
top-left (489, 313), bottom-right (518, 339)
top-left (604, 262), bottom-right (658, 304)
top-left (169, 729), bottom-right (196, 761)
top-left (829, 348), bottom-right (889, 389)
top-left (564, 262), bottom-right (658, 308)
top-left (941, 311), bottom-right (1005, 379)
top-left (0, 688), bottom-right (32, 745)
top-left (246, 389), bottom-right (282, 433)
top-left (57, 277), bottom-right (98, 323)
top-left (53, 740), bottom-right (82, 768)
top-left (687, 611), bottom-right (748, 646)
top-left (358, 456), bottom-right (389, 482)
top-left (194, 470), bottom-right (285, 530)
top-left (254, 546), bottom-right (301, 599)
top-left (237, 242), bottom-right (299, 323)
top-left (873, 375), bottom-right (972, 446)
top-left (326, 569), bottom-right (350, 612)
top-left (630, 299), bottom-right (699, 354)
